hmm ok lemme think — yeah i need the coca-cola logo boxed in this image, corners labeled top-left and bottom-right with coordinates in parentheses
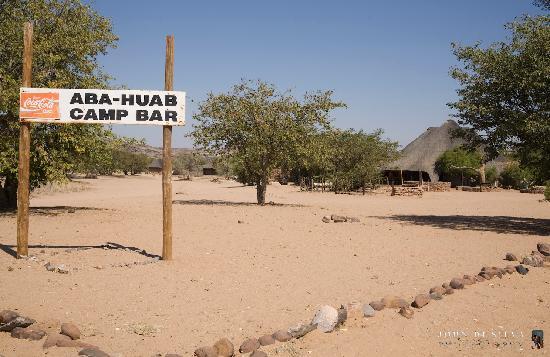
top-left (22, 97), bottom-right (56, 111)
top-left (19, 91), bottom-right (60, 119)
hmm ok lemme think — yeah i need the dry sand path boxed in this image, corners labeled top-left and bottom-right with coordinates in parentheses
top-left (0, 175), bottom-right (549, 356)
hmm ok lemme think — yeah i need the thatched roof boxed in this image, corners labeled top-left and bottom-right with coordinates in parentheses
top-left (148, 158), bottom-right (163, 169)
top-left (387, 120), bottom-right (464, 181)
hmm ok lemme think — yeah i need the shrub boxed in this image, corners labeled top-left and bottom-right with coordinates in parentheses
top-left (499, 162), bottom-right (534, 189)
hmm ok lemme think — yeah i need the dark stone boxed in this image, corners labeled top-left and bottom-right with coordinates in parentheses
top-left (258, 334), bottom-right (276, 346)
top-left (10, 327), bottom-right (46, 340)
top-left (213, 338), bottom-right (234, 357)
top-left (537, 242), bottom-right (550, 256)
top-left (516, 265), bottom-right (529, 275)
top-left (331, 214), bottom-right (347, 222)
top-left (411, 294), bottom-right (430, 308)
top-left (505, 253), bottom-right (518, 261)
top-left (78, 348), bottom-right (111, 357)
top-left (272, 329), bottom-right (292, 342)
top-left (429, 292), bottom-right (443, 300)
top-left (239, 338), bottom-right (260, 353)
top-left (450, 278), bottom-right (464, 289)
top-left (44, 333), bottom-right (95, 349)
top-left (522, 255), bottom-right (544, 267)
top-left (0, 316), bottom-right (35, 332)
top-left (0, 310), bottom-right (19, 324)
top-left (61, 322), bottom-right (81, 340)
top-left (337, 305), bottom-right (347, 325)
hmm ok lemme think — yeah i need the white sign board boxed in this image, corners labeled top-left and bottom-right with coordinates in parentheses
top-left (19, 88), bottom-right (185, 126)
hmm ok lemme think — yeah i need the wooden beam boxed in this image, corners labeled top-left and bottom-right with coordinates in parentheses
top-left (16, 22), bottom-right (33, 258)
top-left (162, 35), bottom-right (174, 260)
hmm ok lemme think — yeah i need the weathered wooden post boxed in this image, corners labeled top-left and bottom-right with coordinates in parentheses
top-left (162, 35), bottom-right (174, 260)
top-left (16, 22), bottom-right (33, 258)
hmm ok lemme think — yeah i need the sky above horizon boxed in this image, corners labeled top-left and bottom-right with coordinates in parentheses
top-left (91, 0), bottom-right (543, 148)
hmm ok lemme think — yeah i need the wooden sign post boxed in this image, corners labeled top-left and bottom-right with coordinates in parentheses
top-left (162, 35), bottom-right (174, 260)
top-left (16, 24), bottom-right (184, 260)
top-left (16, 22), bottom-right (33, 258)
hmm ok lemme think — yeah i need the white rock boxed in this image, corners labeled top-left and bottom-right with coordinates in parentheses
top-left (311, 305), bottom-right (338, 333)
top-left (362, 304), bottom-right (376, 317)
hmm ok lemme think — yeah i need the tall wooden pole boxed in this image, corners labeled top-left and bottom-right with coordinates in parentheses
top-left (16, 22), bottom-right (33, 258)
top-left (162, 35), bottom-right (174, 260)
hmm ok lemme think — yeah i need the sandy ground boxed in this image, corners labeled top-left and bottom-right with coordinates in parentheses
top-left (0, 175), bottom-right (549, 357)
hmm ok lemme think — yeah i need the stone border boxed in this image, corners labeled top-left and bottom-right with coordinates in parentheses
top-left (194, 243), bottom-right (549, 356)
top-left (2, 243), bottom-right (548, 357)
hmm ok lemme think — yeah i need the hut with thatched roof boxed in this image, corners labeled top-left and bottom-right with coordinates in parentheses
top-left (385, 120), bottom-right (464, 183)
top-left (148, 158), bottom-right (163, 174)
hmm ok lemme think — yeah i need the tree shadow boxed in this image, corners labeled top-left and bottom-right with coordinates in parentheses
top-left (172, 199), bottom-right (304, 207)
top-left (377, 215), bottom-right (550, 236)
top-left (0, 206), bottom-right (107, 217)
top-left (0, 241), bottom-right (160, 259)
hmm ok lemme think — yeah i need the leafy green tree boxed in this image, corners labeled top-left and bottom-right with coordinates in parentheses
top-left (173, 152), bottom-right (207, 178)
top-left (448, 11), bottom-right (550, 183)
top-left (485, 166), bottom-right (499, 185)
top-left (191, 80), bottom-right (345, 204)
top-left (328, 129), bottom-right (399, 193)
top-left (0, 0), bottom-right (117, 207)
top-left (435, 148), bottom-right (483, 185)
top-left (212, 155), bottom-right (234, 178)
top-left (499, 162), bottom-right (534, 189)
top-left (108, 137), bottom-right (151, 175)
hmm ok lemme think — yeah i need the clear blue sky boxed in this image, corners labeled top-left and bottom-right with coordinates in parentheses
top-left (90, 0), bottom-right (543, 148)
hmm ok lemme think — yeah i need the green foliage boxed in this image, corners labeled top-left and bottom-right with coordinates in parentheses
top-left (326, 129), bottom-right (399, 192)
top-left (485, 166), bottom-right (499, 184)
top-left (173, 152), bottom-right (206, 178)
top-left (448, 13), bottom-right (550, 183)
top-left (191, 80), bottom-right (345, 204)
top-left (0, 0), bottom-right (117, 207)
top-left (212, 156), bottom-right (234, 178)
top-left (545, 180), bottom-right (550, 200)
top-left (435, 148), bottom-right (482, 185)
top-left (499, 162), bottom-right (534, 189)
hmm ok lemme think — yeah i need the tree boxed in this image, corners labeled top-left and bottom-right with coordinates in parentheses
top-left (328, 129), bottom-right (399, 193)
top-left (435, 148), bottom-right (483, 186)
top-left (0, 0), bottom-right (117, 208)
top-left (499, 162), bottom-right (534, 189)
top-left (448, 12), bottom-right (550, 183)
top-left (191, 80), bottom-right (345, 204)
top-left (173, 152), bottom-right (206, 179)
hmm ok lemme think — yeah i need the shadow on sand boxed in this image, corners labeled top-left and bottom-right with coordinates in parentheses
top-left (377, 215), bottom-right (550, 236)
top-left (172, 199), bottom-right (304, 207)
top-left (0, 241), bottom-right (160, 259)
top-left (0, 206), bottom-right (107, 217)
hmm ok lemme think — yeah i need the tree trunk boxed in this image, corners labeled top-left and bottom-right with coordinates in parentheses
top-left (0, 175), bottom-right (18, 209)
top-left (256, 177), bottom-right (267, 205)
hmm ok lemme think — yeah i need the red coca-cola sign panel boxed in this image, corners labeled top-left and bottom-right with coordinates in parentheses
top-left (20, 92), bottom-right (60, 119)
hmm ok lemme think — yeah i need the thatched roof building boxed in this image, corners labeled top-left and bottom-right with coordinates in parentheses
top-left (386, 120), bottom-right (464, 182)
top-left (148, 158), bottom-right (163, 173)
